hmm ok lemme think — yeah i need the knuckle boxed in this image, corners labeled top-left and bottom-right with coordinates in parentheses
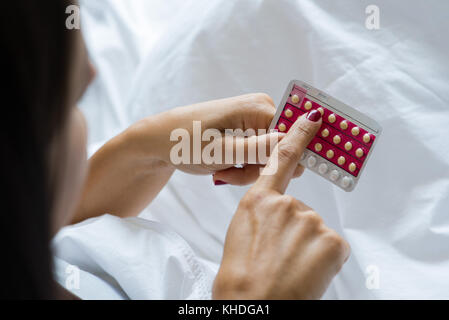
top-left (277, 143), bottom-right (299, 162)
top-left (253, 93), bottom-right (275, 106)
top-left (322, 230), bottom-right (349, 257)
top-left (241, 188), bottom-right (266, 210)
top-left (294, 124), bottom-right (315, 140)
top-left (240, 93), bottom-right (276, 118)
top-left (301, 210), bottom-right (323, 227)
top-left (240, 192), bottom-right (257, 209)
top-left (293, 165), bottom-right (305, 178)
top-left (279, 195), bottom-right (297, 210)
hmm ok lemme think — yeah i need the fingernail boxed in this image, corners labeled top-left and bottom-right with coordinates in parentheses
top-left (213, 175), bottom-right (228, 186)
top-left (307, 110), bottom-right (321, 122)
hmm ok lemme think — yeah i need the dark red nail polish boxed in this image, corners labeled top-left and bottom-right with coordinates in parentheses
top-left (214, 180), bottom-right (228, 186)
top-left (307, 110), bottom-right (321, 122)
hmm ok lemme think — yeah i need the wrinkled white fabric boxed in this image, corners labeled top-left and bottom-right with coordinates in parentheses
top-left (53, 215), bottom-right (216, 299)
top-left (53, 0), bottom-right (449, 299)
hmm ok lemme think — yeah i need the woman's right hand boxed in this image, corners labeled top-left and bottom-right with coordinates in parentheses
top-left (213, 111), bottom-right (350, 300)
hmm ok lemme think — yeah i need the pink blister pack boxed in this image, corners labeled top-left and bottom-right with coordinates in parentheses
top-left (270, 80), bottom-right (382, 192)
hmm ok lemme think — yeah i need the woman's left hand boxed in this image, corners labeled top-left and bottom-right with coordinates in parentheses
top-left (72, 93), bottom-right (305, 223)
top-left (130, 93), bottom-right (305, 186)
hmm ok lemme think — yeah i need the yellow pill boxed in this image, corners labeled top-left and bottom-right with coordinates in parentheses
top-left (351, 126), bottom-right (360, 136)
top-left (315, 143), bottom-right (323, 152)
top-left (317, 107), bottom-right (324, 116)
top-left (338, 156), bottom-right (346, 166)
top-left (356, 148), bottom-right (364, 158)
top-left (321, 128), bottom-right (330, 138)
top-left (349, 163), bottom-right (357, 172)
top-left (333, 135), bottom-right (342, 145)
top-left (284, 109), bottom-right (293, 118)
top-left (326, 150), bottom-right (335, 159)
top-left (345, 142), bottom-right (353, 151)
top-left (363, 133), bottom-right (371, 143)
top-left (304, 101), bottom-right (313, 110)
top-left (340, 120), bottom-right (348, 130)
top-left (328, 114), bottom-right (336, 123)
top-left (278, 123), bottom-right (287, 132)
top-left (292, 95), bottom-right (300, 104)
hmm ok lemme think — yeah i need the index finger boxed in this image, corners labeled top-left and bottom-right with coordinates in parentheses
top-left (255, 110), bottom-right (322, 194)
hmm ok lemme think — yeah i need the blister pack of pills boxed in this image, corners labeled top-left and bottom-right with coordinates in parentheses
top-left (270, 80), bottom-right (382, 192)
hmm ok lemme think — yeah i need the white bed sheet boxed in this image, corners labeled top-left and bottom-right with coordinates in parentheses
top-left (54, 0), bottom-right (449, 299)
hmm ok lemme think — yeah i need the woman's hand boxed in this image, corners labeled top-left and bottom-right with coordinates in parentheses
top-left (213, 112), bottom-right (351, 300)
top-left (130, 93), bottom-right (304, 185)
top-left (73, 93), bottom-right (305, 223)
top-left (73, 93), bottom-right (303, 223)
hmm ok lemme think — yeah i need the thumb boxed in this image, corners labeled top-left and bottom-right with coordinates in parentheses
top-left (256, 110), bottom-right (322, 194)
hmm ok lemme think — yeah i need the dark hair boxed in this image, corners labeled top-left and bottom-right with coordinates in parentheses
top-left (0, 1), bottom-right (76, 299)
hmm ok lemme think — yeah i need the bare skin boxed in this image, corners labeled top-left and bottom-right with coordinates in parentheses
top-left (213, 114), bottom-right (350, 299)
top-left (72, 93), bottom-right (301, 222)
top-left (57, 29), bottom-right (350, 300)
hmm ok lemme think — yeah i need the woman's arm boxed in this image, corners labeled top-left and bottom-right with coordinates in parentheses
top-left (71, 93), bottom-right (297, 223)
top-left (71, 118), bottom-right (175, 224)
